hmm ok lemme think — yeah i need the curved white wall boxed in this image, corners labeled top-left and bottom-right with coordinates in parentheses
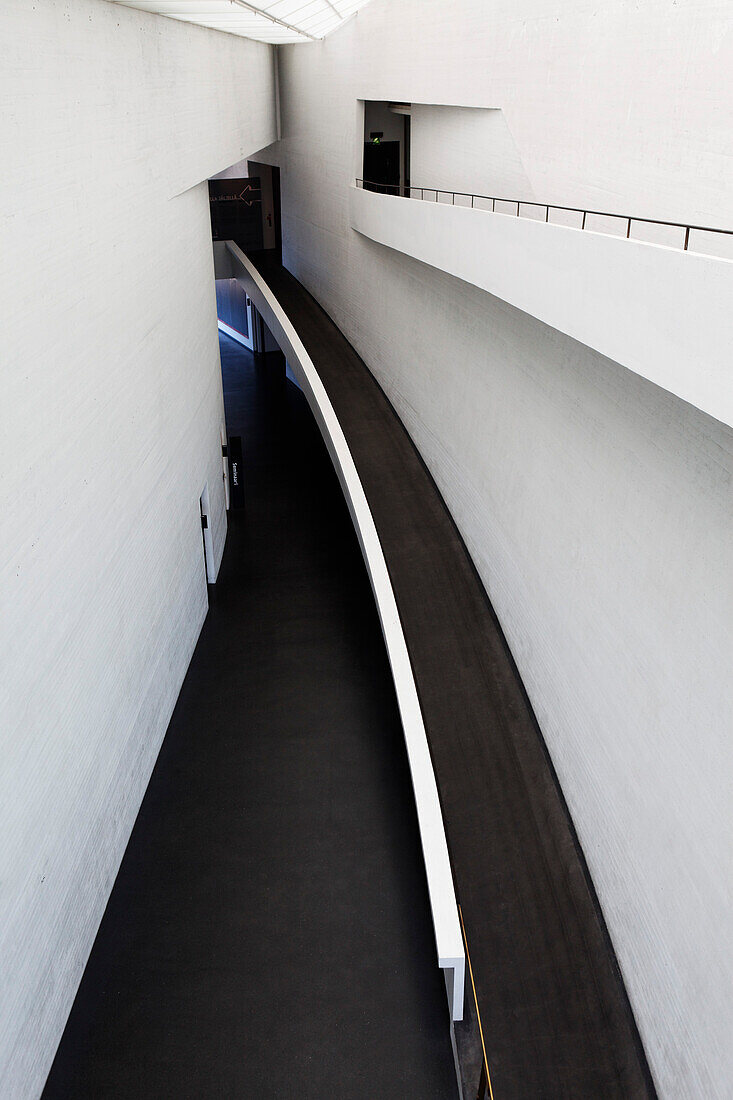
top-left (0, 2), bottom-right (276, 1095)
top-left (255, 0), bottom-right (733, 1094)
top-left (350, 185), bottom-right (733, 427)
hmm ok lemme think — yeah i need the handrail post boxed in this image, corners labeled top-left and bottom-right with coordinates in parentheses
top-left (684, 226), bottom-right (690, 250)
top-left (627, 217), bottom-right (631, 239)
top-left (582, 210), bottom-right (587, 230)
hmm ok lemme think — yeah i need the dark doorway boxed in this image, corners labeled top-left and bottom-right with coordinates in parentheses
top-left (271, 165), bottom-right (282, 259)
top-left (199, 486), bottom-right (215, 584)
top-left (208, 178), bottom-right (263, 251)
top-left (247, 161), bottom-right (282, 260)
top-left (362, 102), bottom-right (411, 195)
top-left (363, 140), bottom-right (400, 194)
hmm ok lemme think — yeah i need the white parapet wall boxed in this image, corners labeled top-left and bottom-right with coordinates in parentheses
top-left (350, 185), bottom-right (733, 429)
top-left (215, 240), bottom-right (466, 1023)
top-left (0, 2), bottom-right (277, 1095)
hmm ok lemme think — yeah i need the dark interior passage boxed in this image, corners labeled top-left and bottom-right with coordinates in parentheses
top-left (42, 336), bottom-right (457, 1099)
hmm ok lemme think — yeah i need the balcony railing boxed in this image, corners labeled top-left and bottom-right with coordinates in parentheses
top-left (355, 178), bottom-right (733, 257)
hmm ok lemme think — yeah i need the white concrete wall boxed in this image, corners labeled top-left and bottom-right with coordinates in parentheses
top-left (350, 185), bottom-right (733, 427)
top-left (211, 157), bottom-right (252, 179)
top-left (255, 1), bottom-right (733, 1094)
top-left (286, 0), bottom-right (733, 227)
top-left (0, 2), bottom-right (276, 1095)
top-left (409, 104), bottom-right (535, 200)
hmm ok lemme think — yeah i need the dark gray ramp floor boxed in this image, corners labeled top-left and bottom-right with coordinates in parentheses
top-left (42, 338), bottom-right (458, 1099)
top-left (247, 253), bottom-right (657, 1100)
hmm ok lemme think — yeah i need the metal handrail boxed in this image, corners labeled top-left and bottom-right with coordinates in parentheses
top-left (354, 178), bottom-right (732, 251)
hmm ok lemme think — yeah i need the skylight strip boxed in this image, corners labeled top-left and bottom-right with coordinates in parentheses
top-left (321, 0), bottom-right (343, 18)
top-left (301, 10), bottom-right (341, 31)
top-left (265, 0), bottom-right (325, 23)
top-left (110, 0), bottom-right (372, 43)
top-left (229, 0), bottom-right (320, 38)
top-left (168, 15), bottom-right (306, 40)
top-left (288, 2), bottom-right (338, 24)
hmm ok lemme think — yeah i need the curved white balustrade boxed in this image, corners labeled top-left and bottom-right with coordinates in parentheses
top-left (214, 240), bottom-right (466, 1022)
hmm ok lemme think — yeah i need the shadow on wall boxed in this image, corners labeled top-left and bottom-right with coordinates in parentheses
top-left (408, 103), bottom-right (536, 201)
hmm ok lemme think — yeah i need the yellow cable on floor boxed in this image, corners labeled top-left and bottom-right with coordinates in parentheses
top-left (458, 905), bottom-right (495, 1100)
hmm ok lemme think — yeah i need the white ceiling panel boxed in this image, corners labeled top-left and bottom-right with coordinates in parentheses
top-left (111, 0), bottom-right (371, 43)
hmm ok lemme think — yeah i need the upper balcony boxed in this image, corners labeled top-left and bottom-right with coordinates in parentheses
top-left (350, 180), bottom-right (733, 428)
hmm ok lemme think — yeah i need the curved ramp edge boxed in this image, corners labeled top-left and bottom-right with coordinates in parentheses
top-left (219, 240), bottom-right (465, 1022)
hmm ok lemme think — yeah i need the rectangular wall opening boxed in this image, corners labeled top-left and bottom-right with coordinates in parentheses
top-left (362, 101), bottom-right (411, 195)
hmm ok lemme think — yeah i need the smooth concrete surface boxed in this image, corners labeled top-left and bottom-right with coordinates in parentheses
top-left (243, 255), bottom-right (657, 1100)
top-left (350, 185), bottom-right (733, 427)
top-left (41, 335), bottom-right (458, 1100)
top-left (255, 4), bottom-right (733, 1090)
top-left (0, 3), bottom-right (276, 1094)
top-left (278, 0), bottom-right (733, 227)
top-left (409, 103), bottom-right (537, 202)
top-left (215, 240), bottom-right (465, 1021)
